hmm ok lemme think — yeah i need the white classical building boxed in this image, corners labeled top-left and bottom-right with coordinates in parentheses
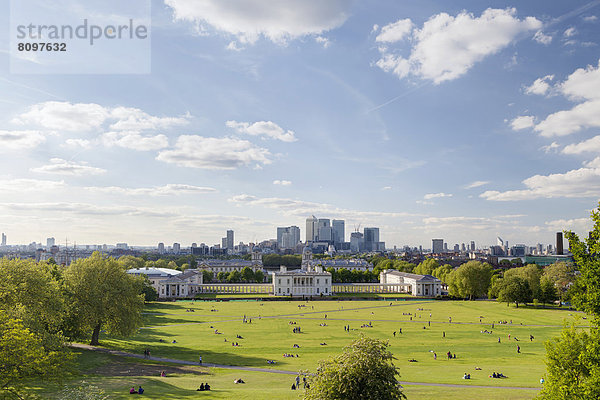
top-left (127, 267), bottom-right (203, 298)
top-left (272, 265), bottom-right (332, 297)
top-left (379, 270), bottom-right (442, 297)
top-left (197, 250), bottom-right (263, 274)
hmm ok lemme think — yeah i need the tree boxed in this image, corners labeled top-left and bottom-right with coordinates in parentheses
top-left (432, 264), bottom-right (453, 283)
top-left (254, 270), bottom-right (265, 283)
top-left (141, 276), bottom-right (158, 302)
top-left (538, 277), bottom-right (558, 305)
top-left (217, 272), bottom-right (228, 282)
top-left (227, 270), bottom-right (242, 283)
top-left (64, 252), bottom-right (145, 345)
top-left (393, 260), bottom-right (415, 273)
top-left (537, 323), bottom-right (600, 399)
top-left (447, 261), bottom-right (493, 300)
top-left (117, 255), bottom-right (144, 270)
top-left (497, 276), bottom-right (532, 307)
top-left (542, 262), bottom-right (576, 301)
top-left (304, 336), bottom-right (405, 400)
top-left (413, 258), bottom-right (439, 275)
top-left (504, 264), bottom-right (542, 299)
top-left (202, 270), bottom-right (214, 284)
top-left (0, 312), bottom-right (68, 398)
top-left (241, 267), bottom-right (255, 282)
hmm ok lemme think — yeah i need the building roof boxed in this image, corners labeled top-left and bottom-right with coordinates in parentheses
top-left (383, 270), bottom-right (440, 282)
top-left (199, 259), bottom-right (256, 267)
top-left (312, 259), bottom-right (372, 267)
top-left (127, 267), bottom-right (181, 277)
top-left (273, 269), bottom-right (331, 277)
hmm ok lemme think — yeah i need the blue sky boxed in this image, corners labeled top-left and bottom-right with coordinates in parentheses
top-left (1, 0), bottom-right (600, 248)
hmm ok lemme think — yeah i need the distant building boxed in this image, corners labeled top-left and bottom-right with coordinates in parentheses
top-left (350, 231), bottom-right (364, 252)
top-left (380, 270), bottom-right (442, 297)
top-left (46, 237), bottom-right (55, 248)
top-left (1, 233), bottom-right (5, 246)
top-left (364, 227), bottom-right (383, 251)
top-left (432, 239), bottom-right (444, 254)
top-left (306, 216), bottom-right (318, 243)
top-left (277, 226), bottom-right (300, 249)
top-left (470, 241), bottom-right (475, 251)
top-left (556, 232), bottom-right (564, 255)
top-left (332, 219), bottom-right (345, 245)
top-left (158, 242), bottom-right (165, 254)
top-left (173, 242), bottom-right (181, 254)
top-left (272, 265), bottom-right (331, 297)
top-left (226, 230), bottom-right (234, 250)
top-left (116, 243), bottom-right (128, 250)
top-left (454, 244), bottom-right (460, 252)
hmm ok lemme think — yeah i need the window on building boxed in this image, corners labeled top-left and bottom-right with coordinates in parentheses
top-left (287, 288), bottom-right (289, 293)
top-left (317, 279), bottom-right (319, 284)
top-left (278, 288), bottom-right (281, 293)
top-left (317, 287), bottom-right (319, 293)
top-left (278, 279), bottom-right (281, 284)
top-left (325, 287), bottom-right (328, 293)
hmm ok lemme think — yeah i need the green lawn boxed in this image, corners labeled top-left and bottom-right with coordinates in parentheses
top-left (39, 299), bottom-right (586, 399)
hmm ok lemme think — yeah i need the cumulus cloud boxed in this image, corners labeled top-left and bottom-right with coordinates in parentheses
top-left (164, 0), bottom-right (353, 44)
top-left (374, 18), bottom-right (413, 42)
top-left (381, 186), bottom-right (392, 190)
top-left (0, 130), bottom-right (46, 150)
top-left (464, 180), bottom-right (490, 189)
top-left (30, 158), bottom-right (107, 176)
top-left (480, 164), bottom-right (600, 200)
top-left (101, 131), bottom-right (169, 151)
top-left (374, 8), bottom-right (541, 84)
top-left (315, 36), bottom-right (331, 48)
top-left (564, 27), bottom-right (577, 37)
top-left (541, 141), bottom-right (560, 153)
top-left (563, 135), bottom-right (600, 154)
top-left (583, 15), bottom-right (598, 22)
top-left (273, 180), bottom-right (292, 186)
top-left (226, 120), bottom-right (297, 142)
top-left (423, 192), bottom-right (453, 200)
top-left (85, 184), bottom-right (217, 196)
top-left (524, 74), bottom-right (554, 96)
top-left (63, 138), bottom-right (92, 149)
top-left (510, 115), bottom-right (535, 130)
top-left (533, 30), bottom-right (553, 45)
top-left (534, 60), bottom-right (600, 137)
top-left (156, 135), bottom-right (272, 169)
top-left (12, 101), bottom-right (190, 132)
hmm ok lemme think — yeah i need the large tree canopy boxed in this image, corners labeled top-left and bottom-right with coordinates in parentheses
top-left (64, 252), bottom-right (145, 345)
top-left (447, 260), bottom-right (493, 300)
top-left (304, 336), bottom-right (405, 400)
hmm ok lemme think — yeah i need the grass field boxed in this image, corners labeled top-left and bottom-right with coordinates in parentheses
top-left (37, 299), bottom-right (587, 399)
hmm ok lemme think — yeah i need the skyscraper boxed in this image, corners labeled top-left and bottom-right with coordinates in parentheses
top-left (173, 242), bottom-right (180, 254)
top-left (432, 239), bottom-right (444, 254)
top-left (364, 227), bottom-right (380, 251)
top-left (226, 230), bottom-right (234, 250)
top-left (277, 226), bottom-right (300, 249)
top-left (350, 231), bottom-right (364, 252)
top-left (158, 242), bottom-right (165, 254)
top-left (556, 232), bottom-right (564, 255)
top-left (470, 241), bottom-right (475, 251)
top-left (306, 216), bottom-right (318, 243)
top-left (332, 219), bottom-right (345, 245)
top-left (47, 237), bottom-right (55, 248)
top-left (1, 233), bottom-right (6, 246)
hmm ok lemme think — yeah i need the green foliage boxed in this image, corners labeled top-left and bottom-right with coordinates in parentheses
top-left (541, 262), bottom-right (575, 301)
top-left (64, 252), bottom-right (145, 345)
top-left (117, 255), bottom-right (144, 270)
top-left (227, 270), bottom-right (242, 283)
top-left (447, 260), bottom-right (493, 300)
top-left (217, 272), bottom-right (228, 282)
top-left (241, 267), bottom-right (256, 282)
top-left (0, 312), bottom-right (70, 398)
top-left (393, 260), bottom-right (415, 273)
top-left (413, 258), bottom-right (439, 275)
top-left (262, 254), bottom-right (301, 267)
top-left (141, 277), bottom-right (158, 302)
top-left (202, 270), bottom-right (214, 283)
top-left (496, 276), bottom-right (533, 307)
top-left (432, 264), bottom-right (453, 283)
top-left (304, 336), bottom-right (405, 400)
top-left (537, 323), bottom-right (600, 400)
top-left (538, 278), bottom-right (558, 305)
top-left (254, 270), bottom-right (265, 283)
top-left (504, 264), bottom-right (542, 299)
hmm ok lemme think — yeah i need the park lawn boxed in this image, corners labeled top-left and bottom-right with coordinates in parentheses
top-left (98, 300), bottom-right (585, 390)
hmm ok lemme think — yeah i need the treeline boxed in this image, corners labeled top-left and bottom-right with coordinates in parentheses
top-left (0, 252), bottom-right (149, 398)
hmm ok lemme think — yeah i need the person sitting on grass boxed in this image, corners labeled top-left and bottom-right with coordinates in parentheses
top-left (205, 383), bottom-right (210, 390)
top-left (129, 386), bottom-right (137, 394)
top-left (197, 383), bottom-right (205, 391)
top-left (138, 386), bottom-right (144, 394)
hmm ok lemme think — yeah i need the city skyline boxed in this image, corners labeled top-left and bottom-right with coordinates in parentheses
top-left (1, 1), bottom-right (599, 246)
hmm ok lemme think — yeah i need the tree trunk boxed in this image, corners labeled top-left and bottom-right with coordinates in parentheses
top-left (515, 302), bottom-right (519, 308)
top-left (90, 323), bottom-right (101, 346)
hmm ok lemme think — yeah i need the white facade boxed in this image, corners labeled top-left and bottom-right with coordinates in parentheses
top-left (272, 265), bottom-right (332, 297)
top-left (380, 270), bottom-right (442, 297)
top-left (127, 267), bottom-right (204, 298)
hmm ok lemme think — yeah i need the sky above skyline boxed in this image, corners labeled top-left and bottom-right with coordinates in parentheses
top-left (1, 0), bottom-right (600, 248)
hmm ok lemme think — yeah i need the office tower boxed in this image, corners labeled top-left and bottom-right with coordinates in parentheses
top-left (332, 219), bottom-right (345, 245)
top-left (350, 231), bottom-right (364, 252)
top-left (364, 227), bottom-right (380, 251)
top-left (497, 237), bottom-right (504, 247)
top-left (306, 216), bottom-right (318, 242)
top-left (461, 243), bottom-right (466, 252)
top-left (443, 243), bottom-right (448, 252)
top-left (226, 230), bottom-right (234, 250)
top-left (556, 232), bottom-right (563, 255)
top-left (158, 242), bottom-right (165, 254)
top-left (318, 226), bottom-right (332, 242)
top-left (47, 237), bottom-right (55, 248)
top-left (173, 242), bottom-right (181, 254)
top-left (277, 226), bottom-right (300, 249)
top-left (470, 241), bottom-right (475, 251)
top-left (432, 239), bottom-right (444, 254)
top-left (221, 237), bottom-right (227, 249)
top-left (1, 233), bottom-right (5, 246)
top-left (454, 244), bottom-right (460, 252)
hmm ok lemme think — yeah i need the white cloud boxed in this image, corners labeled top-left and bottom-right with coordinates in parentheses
top-left (226, 120), bottom-right (297, 142)
top-left (226, 41), bottom-right (244, 51)
top-left (315, 36), bottom-right (331, 48)
top-left (583, 15), bottom-right (598, 22)
top-left (510, 115), bottom-right (535, 130)
top-left (0, 178), bottom-right (65, 192)
top-left (464, 180), bottom-right (490, 189)
top-left (30, 158), bottom-right (107, 176)
top-left (63, 138), bottom-right (92, 149)
top-left (12, 101), bottom-right (190, 132)
top-left (584, 157), bottom-right (600, 168)
top-left (381, 186), bottom-right (392, 191)
top-left (533, 60), bottom-right (600, 137)
top-left (101, 131), bottom-right (169, 151)
top-left (156, 135), bottom-right (272, 169)
top-left (545, 217), bottom-right (592, 233)
top-left (85, 184), bottom-right (218, 196)
top-left (563, 135), bottom-right (600, 154)
top-left (0, 202), bottom-right (177, 218)
top-left (564, 27), bottom-right (577, 37)
top-left (0, 130), bottom-right (46, 150)
top-left (423, 192), bottom-right (453, 200)
top-left (375, 18), bottom-right (413, 43)
top-left (273, 180), bottom-right (292, 186)
top-left (533, 30), bottom-right (553, 45)
top-left (541, 141), bottom-right (560, 153)
top-left (481, 164), bottom-right (600, 200)
top-left (524, 74), bottom-right (554, 96)
top-left (164, 0), bottom-right (352, 44)
top-left (374, 8), bottom-right (542, 84)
